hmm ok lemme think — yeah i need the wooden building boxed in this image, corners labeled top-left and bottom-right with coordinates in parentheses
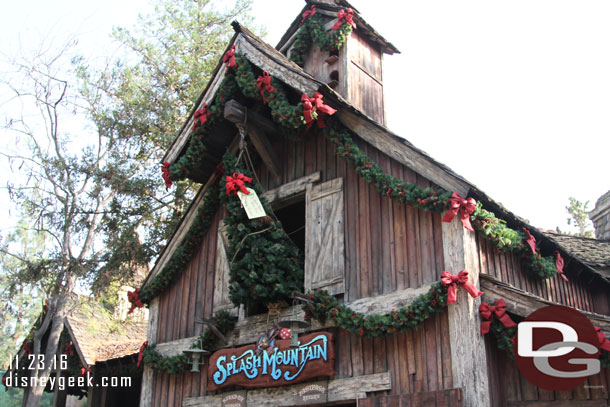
top-left (137, 1), bottom-right (610, 406)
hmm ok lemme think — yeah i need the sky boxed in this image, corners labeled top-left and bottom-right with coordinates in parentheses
top-left (1, 0), bottom-right (609, 233)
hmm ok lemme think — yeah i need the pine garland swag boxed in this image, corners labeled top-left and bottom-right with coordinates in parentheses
top-left (289, 12), bottom-right (354, 67)
top-left (305, 282), bottom-right (448, 338)
top-left (220, 153), bottom-right (304, 309)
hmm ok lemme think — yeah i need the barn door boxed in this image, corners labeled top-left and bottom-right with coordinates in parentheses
top-left (213, 221), bottom-right (237, 314)
top-left (305, 177), bottom-right (345, 295)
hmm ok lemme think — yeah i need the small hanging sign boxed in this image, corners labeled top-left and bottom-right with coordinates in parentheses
top-left (221, 390), bottom-right (247, 407)
top-left (237, 187), bottom-right (266, 219)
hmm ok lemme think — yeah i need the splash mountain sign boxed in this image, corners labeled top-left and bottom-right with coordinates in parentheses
top-left (207, 332), bottom-right (335, 391)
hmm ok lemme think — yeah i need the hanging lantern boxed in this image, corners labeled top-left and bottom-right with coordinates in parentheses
top-left (279, 306), bottom-right (310, 347)
top-left (183, 339), bottom-right (210, 372)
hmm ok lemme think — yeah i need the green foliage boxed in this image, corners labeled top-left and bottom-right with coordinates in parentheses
top-left (565, 197), bottom-right (594, 238)
top-left (306, 283), bottom-right (448, 338)
top-left (488, 319), bottom-right (517, 359)
top-left (289, 14), bottom-right (353, 67)
top-left (472, 203), bottom-right (556, 280)
top-left (221, 153), bottom-right (304, 308)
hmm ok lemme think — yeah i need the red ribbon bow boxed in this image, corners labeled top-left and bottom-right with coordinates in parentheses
top-left (522, 227), bottom-right (537, 255)
top-left (80, 367), bottom-right (92, 377)
top-left (161, 161), bottom-right (172, 190)
top-left (595, 327), bottom-right (610, 352)
top-left (23, 341), bottom-right (31, 356)
top-left (301, 5), bottom-right (317, 24)
top-left (2, 376), bottom-right (7, 391)
top-left (479, 299), bottom-right (517, 335)
top-left (137, 341), bottom-right (149, 368)
top-left (331, 8), bottom-right (356, 30)
top-left (441, 270), bottom-right (483, 305)
top-left (223, 44), bottom-right (237, 72)
top-left (554, 251), bottom-right (568, 282)
top-left (192, 103), bottom-right (208, 130)
top-left (301, 92), bottom-right (337, 129)
top-left (64, 341), bottom-right (75, 357)
top-left (256, 71), bottom-right (274, 104)
top-left (127, 288), bottom-right (144, 314)
top-left (441, 192), bottom-right (476, 231)
top-left (225, 173), bottom-right (252, 197)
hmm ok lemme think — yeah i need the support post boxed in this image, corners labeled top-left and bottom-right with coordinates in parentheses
top-left (442, 218), bottom-right (490, 407)
top-left (139, 298), bottom-right (159, 407)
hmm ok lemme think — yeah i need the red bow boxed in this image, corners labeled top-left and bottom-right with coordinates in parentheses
top-left (2, 377), bottom-right (7, 391)
top-left (80, 367), bottom-right (92, 377)
top-left (479, 299), bottom-right (517, 335)
top-left (225, 173), bottom-right (252, 197)
top-left (127, 288), bottom-right (144, 314)
top-left (256, 71), bottom-right (274, 104)
top-left (595, 327), bottom-right (610, 352)
top-left (441, 192), bottom-right (476, 231)
top-left (441, 270), bottom-right (483, 305)
top-left (64, 341), bottom-right (75, 357)
top-left (331, 8), bottom-right (356, 30)
top-left (301, 5), bottom-right (316, 24)
top-left (301, 92), bottom-right (337, 129)
top-left (554, 251), bottom-right (568, 282)
top-left (23, 341), bottom-right (31, 356)
top-left (223, 44), bottom-right (237, 72)
top-left (192, 103), bottom-right (208, 130)
top-left (137, 341), bottom-right (148, 368)
top-left (161, 161), bottom-right (172, 190)
top-left (522, 227), bottom-right (537, 255)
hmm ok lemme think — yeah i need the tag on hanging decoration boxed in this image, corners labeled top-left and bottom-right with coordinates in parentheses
top-left (237, 188), bottom-right (266, 219)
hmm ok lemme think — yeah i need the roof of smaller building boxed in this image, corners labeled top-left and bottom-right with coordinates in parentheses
top-left (65, 296), bottom-right (147, 366)
top-left (541, 231), bottom-right (610, 271)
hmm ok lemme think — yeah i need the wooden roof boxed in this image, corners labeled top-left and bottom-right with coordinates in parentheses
top-left (150, 20), bottom-right (610, 291)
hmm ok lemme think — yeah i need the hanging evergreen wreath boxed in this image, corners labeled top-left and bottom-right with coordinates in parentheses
top-left (220, 153), bottom-right (304, 309)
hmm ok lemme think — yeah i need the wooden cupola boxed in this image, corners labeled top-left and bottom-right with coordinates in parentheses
top-left (276, 0), bottom-right (400, 126)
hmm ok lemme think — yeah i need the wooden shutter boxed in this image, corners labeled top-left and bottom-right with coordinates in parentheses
top-left (305, 177), bottom-right (345, 295)
top-left (213, 222), bottom-right (236, 314)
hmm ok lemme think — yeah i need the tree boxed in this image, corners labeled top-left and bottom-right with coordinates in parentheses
top-left (0, 1), bottom-right (259, 405)
top-left (564, 197), bottom-right (594, 238)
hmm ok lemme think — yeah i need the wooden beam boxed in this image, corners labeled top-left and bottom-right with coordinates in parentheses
top-left (152, 282), bottom-right (436, 357)
top-left (224, 99), bottom-right (282, 181)
top-left (182, 372), bottom-right (391, 407)
top-left (480, 274), bottom-right (610, 334)
top-left (507, 401), bottom-right (606, 407)
top-left (263, 172), bottom-right (320, 203)
top-left (442, 220), bottom-right (489, 407)
top-left (337, 109), bottom-right (470, 196)
top-left (139, 298), bottom-right (159, 407)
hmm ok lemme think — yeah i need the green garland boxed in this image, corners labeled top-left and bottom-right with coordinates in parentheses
top-left (472, 203), bottom-right (556, 280)
top-left (220, 153), bottom-right (304, 308)
top-left (142, 310), bottom-right (236, 374)
top-left (290, 13), bottom-right (353, 67)
top-left (151, 48), bottom-right (566, 306)
top-left (140, 183), bottom-right (220, 304)
top-left (305, 282), bottom-right (448, 338)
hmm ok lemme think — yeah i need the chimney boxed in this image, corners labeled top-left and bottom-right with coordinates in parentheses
top-left (279, 0), bottom-right (399, 125)
top-left (590, 190), bottom-right (610, 240)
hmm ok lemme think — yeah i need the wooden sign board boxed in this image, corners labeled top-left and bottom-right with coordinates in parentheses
top-left (221, 391), bottom-right (247, 407)
top-left (208, 332), bottom-right (335, 391)
top-left (292, 381), bottom-right (328, 405)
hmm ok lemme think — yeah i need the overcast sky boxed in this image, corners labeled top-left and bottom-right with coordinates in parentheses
top-left (2, 0), bottom-right (609, 234)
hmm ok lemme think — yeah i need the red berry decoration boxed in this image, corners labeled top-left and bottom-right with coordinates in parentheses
top-left (279, 328), bottom-right (291, 340)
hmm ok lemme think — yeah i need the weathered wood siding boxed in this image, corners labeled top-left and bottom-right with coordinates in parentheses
top-left (149, 129), bottom-right (454, 405)
top-left (476, 234), bottom-right (602, 314)
top-left (485, 335), bottom-right (610, 407)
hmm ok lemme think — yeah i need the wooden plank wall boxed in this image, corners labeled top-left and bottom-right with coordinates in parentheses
top-left (476, 234), bottom-right (600, 314)
top-left (150, 130), bottom-right (454, 405)
top-left (485, 335), bottom-right (610, 407)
